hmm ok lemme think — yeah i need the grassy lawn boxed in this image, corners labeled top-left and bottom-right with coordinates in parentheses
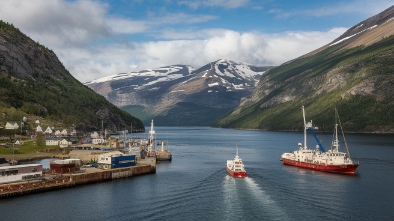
top-left (0, 139), bottom-right (63, 160)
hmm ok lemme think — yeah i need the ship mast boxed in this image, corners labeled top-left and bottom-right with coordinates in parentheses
top-left (333, 123), bottom-right (339, 152)
top-left (148, 119), bottom-right (156, 153)
top-left (236, 143), bottom-right (239, 157)
top-left (336, 108), bottom-right (351, 158)
top-left (302, 106), bottom-right (307, 150)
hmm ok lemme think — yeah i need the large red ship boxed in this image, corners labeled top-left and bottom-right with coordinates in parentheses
top-left (281, 106), bottom-right (359, 175)
top-left (227, 145), bottom-right (247, 178)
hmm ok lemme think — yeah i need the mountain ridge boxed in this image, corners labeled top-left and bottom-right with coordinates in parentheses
top-left (86, 59), bottom-right (273, 125)
top-left (214, 6), bottom-right (394, 133)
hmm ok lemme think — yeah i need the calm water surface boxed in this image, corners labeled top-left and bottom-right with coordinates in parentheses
top-left (1, 127), bottom-right (394, 221)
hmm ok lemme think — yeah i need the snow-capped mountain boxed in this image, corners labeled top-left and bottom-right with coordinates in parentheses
top-left (184, 59), bottom-right (265, 91)
top-left (86, 65), bottom-right (194, 92)
top-left (86, 60), bottom-right (273, 125)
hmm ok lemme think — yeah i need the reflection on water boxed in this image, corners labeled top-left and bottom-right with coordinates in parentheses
top-left (34, 158), bottom-right (55, 169)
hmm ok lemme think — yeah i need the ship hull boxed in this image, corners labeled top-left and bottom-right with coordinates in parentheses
top-left (156, 150), bottom-right (172, 161)
top-left (226, 167), bottom-right (247, 178)
top-left (282, 158), bottom-right (358, 175)
top-left (156, 153), bottom-right (172, 161)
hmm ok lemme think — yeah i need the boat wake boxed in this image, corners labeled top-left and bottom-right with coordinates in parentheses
top-left (220, 175), bottom-right (289, 220)
top-left (244, 177), bottom-right (290, 221)
top-left (221, 175), bottom-right (242, 220)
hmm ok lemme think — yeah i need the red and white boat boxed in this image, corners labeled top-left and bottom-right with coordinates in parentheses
top-left (281, 106), bottom-right (359, 175)
top-left (227, 145), bottom-right (247, 178)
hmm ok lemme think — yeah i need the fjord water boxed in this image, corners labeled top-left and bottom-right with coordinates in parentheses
top-left (1, 127), bottom-right (394, 221)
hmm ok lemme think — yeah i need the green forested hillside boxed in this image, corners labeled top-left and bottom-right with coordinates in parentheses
top-left (214, 35), bottom-right (394, 133)
top-left (0, 20), bottom-right (144, 132)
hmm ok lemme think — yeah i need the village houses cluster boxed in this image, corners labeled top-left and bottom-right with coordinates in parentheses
top-left (2, 117), bottom-right (110, 148)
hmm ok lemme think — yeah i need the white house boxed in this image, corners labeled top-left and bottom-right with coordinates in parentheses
top-left (59, 139), bottom-right (71, 148)
top-left (46, 138), bottom-right (59, 146)
top-left (92, 138), bottom-right (106, 145)
top-left (45, 126), bottom-right (53, 134)
top-left (91, 131), bottom-right (99, 138)
top-left (54, 130), bottom-right (61, 136)
top-left (5, 122), bottom-right (19, 130)
top-left (35, 120), bottom-right (40, 124)
top-left (61, 129), bottom-right (68, 136)
top-left (36, 125), bottom-right (43, 133)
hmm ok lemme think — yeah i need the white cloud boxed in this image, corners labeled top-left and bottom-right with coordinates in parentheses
top-left (0, 0), bottom-right (351, 83)
top-left (107, 12), bottom-right (217, 36)
top-left (107, 18), bottom-right (148, 34)
top-left (0, 0), bottom-right (110, 47)
top-left (65, 28), bottom-right (345, 82)
top-left (179, 0), bottom-right (249, 9)
top-left (270, 0), bottom-right (394, 19)
top-left (152, 13), bottom-right (217, 25)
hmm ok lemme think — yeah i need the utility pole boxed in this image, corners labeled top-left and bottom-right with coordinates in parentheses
top-left (12, 143), bottom-right (15, 165)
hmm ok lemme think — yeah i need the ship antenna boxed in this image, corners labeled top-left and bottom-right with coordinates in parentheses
top-left (332, 110), bottom-right (339, 152)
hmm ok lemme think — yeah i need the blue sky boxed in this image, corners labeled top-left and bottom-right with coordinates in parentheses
top-left (0, 0), bottom-right (393, 82)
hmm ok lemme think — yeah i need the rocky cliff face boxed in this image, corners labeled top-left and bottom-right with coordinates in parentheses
top-left (86, 59), bottom-right (273, 125)
top-left (215, 6), bottom-right (394, 133)
top-left (0, 20), bottom-right (144, 132)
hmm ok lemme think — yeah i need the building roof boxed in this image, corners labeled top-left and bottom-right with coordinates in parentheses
top-left (98, 151), bottom-right (124, 158)
top-left (0, 164), bottom-right (42, 170)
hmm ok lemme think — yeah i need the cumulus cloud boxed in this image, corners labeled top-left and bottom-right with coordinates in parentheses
top-left (107, 18), bottom-right (148, 34)
top-left (0, 0), bottom-right (353, 83)
top-left (65, 28), bottom-right (345, 82)
top-left (0, 0), bottom-right (110, 47)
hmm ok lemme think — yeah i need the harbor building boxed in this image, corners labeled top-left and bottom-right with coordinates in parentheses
top-left (50, 159), bottom-right (82, 174)
top-left (0, 164), bottom-right (43, 183)
top-left (98, 151), bottom-right (136, 169)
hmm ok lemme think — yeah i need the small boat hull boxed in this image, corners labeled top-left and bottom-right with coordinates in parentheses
top-left (156, 150), bottom-right (172, 161)
top-left (282, 158), bottom-right (359, 175)
top-left (227, 167), bottom-right (247, 178)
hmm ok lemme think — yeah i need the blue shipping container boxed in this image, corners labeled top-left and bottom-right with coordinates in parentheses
top-left (111, 155), bottom-right (136, 168)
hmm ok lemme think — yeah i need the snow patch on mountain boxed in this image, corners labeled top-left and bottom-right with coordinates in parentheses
top-left (212, 59), bottom-right (264, 81)
top-left (85, 65), bottom-right (194, 85)
top-left (330, 25), bottom-right (378, 46)
top-left (208, 82), bottom-right (219, 87)
top-left (198, 59), bottom-right (266, 90)
top-left (386, 17), bottom-right (394, 23)
top-left (232, 83), bottom-right (245, 90)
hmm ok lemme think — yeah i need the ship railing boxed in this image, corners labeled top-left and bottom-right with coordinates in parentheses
top-left (346, 158), bottom-right (359, 165)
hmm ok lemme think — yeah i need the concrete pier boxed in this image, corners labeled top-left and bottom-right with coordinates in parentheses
top-left (0, 165), bottom-right (155, 199)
